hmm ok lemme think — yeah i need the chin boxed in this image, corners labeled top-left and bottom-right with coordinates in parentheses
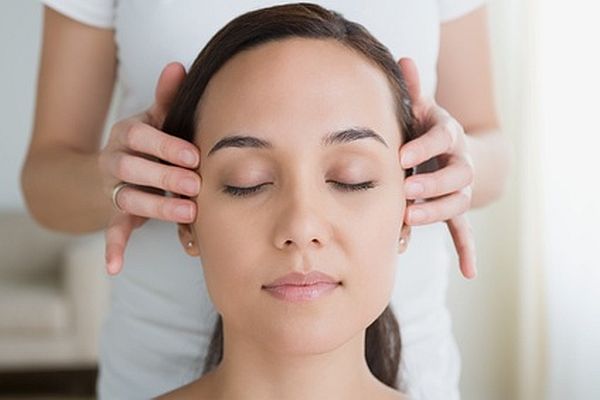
top-left (256, 317), bottom-right (362, 356)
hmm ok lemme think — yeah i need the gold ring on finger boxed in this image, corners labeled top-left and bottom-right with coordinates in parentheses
top-left (111, 182), bottom-right (131, 213)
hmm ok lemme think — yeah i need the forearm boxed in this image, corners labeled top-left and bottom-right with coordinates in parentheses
top-left (21, 146), bottom-right (113, 233)
top-left (465, 127), bottom-right (512, 208)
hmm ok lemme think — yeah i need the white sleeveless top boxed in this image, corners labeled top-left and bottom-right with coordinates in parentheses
top-left (42, 1), bottom-right (485, 399)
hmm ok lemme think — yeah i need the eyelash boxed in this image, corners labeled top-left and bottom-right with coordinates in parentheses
top-left (222, 181), bottom-right (376, 198)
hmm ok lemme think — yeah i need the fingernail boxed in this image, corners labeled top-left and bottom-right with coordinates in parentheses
top-left (409, 208), bottom-right (426, 223)
top-left (106, 260), bottom-right (118, 275)
top-left (401, 151), bottom-right (416, 168)
top-left (405, 182), bottom-right (424, 197)
top-left (181, 177), bottom-right (200, 195)
top-left (180, 149), bottom-right (198, 167)
top-left (175, 204), bottom-right (193, 221)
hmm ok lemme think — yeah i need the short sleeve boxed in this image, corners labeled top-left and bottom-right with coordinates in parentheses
top-left (437, 0), bottom-right (487, 23)
top-left (41, 0), bottom-right (116, 29)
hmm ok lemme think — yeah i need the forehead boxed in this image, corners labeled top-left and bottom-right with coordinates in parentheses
top-left (196, 37), bottom-right (401, 153)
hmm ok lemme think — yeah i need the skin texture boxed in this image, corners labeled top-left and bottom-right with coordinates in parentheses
top-left (166, 38), bottom-right (410, 400)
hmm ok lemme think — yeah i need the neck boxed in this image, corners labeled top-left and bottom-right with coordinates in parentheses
top-left (201, 324), bottom-right (393, 400)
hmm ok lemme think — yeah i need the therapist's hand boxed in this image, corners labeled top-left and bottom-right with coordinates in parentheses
top-left (99, 62), bottom-right (200, 275)
top-left (397, 57), bottom-right (476, 279)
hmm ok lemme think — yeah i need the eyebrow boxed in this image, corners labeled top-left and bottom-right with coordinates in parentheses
top-left (207, 127), bottom-right (389, 158)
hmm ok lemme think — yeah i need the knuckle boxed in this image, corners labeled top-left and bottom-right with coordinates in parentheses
top-left (413, 143), bottom-right (425, 162)
top-left (421, 205), bottom-right (437, 222)
top-left (436, 124), bottom-right (450, 152)
top-left (156, 196), bottom-right (171, 220)
top-left (109, 120), bottom-right (126, 141)
top-left (429, 209), bottom-right (440, 223)
top-left (443, 121), bottom-right (457, 151)
top-left (114, 154), bottom-right (129, 180)
top-left (125, 122), bottom-right (144, 148)
top-left (158, 136), bottom-right (171, 161)
top-left (426, 177), bottom-right (439, 196)
top-left (159, 168), bottom-right (173, 191)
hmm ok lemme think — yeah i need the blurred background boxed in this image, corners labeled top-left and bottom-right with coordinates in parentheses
top-left (1, 0), bottom-right (599, 399)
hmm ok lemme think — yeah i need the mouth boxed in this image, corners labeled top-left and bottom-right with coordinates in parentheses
top-left (262, 271), bottom-right (341, 302)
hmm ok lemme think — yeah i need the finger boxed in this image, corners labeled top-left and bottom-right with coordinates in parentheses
top-left (447, 215), bottom-right (477, 279)
top-left (117, 121), bottom-right (199, 168)
top-left (115, 184), bottom-right (197, 223)
top-left (398, 57), bottom-right (422, 103)
top-left (404, 159), bottom-right (474, 199)
top-left (105, 213), bottom-right (146, 275)
top-left (400, 116), bottom-right (461, 169)
top-left (405, 189), bottom-right (471, 225)
top-left (147, 62), bottom-right (187, 128)
top-left (110, 152), bottom-right (200, 196)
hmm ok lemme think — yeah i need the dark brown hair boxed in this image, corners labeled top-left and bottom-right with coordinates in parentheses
top-left (162, 2), bottom-right (416, 389)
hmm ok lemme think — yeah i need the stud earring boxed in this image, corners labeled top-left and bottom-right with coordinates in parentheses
top-left (186, 241), bottom-right (193, 248)
top-left (398, 236), bottom-right (408, 253)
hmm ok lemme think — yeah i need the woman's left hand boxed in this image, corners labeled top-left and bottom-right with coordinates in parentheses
top-left (397, 57), bottom-right (476, 279)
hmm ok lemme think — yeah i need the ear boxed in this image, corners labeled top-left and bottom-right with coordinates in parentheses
top-left (177, 223), bottom-right (201, 257)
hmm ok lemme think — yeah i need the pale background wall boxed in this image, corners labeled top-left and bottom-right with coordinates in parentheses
top-left (0, 1), bottom-right (540, 399)
top-left (0, 1), bottom-right (43, 210)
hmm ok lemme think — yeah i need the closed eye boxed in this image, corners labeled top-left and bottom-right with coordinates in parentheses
top-left (222, 181), bottom-right (377, 198)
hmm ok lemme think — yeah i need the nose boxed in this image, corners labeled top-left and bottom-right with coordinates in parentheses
top-left (273, 185), bottom-right (332, 252)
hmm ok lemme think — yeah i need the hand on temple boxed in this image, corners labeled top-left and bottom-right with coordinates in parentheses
top-left (99, 62), bottom-right (200, 275)
top-left (398, 57), bottom-right (476, 279)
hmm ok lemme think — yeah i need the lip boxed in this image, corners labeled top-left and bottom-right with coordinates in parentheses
top-left (262, 271), bottom-right (341, 302)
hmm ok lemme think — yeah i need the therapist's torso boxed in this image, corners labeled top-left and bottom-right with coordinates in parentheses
top-left (113, 0), bottom-right (442, 119)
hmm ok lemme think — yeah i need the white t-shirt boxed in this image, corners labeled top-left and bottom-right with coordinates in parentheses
top-left (41, 1), bottom-right (486, 399)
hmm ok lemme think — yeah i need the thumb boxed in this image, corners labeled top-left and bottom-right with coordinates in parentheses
top-left (147, 61), bottom-right (187, 127)
top-left (398, 57), bottom-right (422, 104)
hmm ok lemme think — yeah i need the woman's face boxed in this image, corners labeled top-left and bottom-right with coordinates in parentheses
top-left (180, 37), bottom-right (409, 355)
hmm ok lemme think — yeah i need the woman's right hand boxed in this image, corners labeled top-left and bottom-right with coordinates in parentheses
top-left (98, 62), bottom-right (201, 275)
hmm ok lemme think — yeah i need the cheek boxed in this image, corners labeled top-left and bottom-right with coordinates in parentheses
top-left (351, 182), bottom-right (404, 258)
top-left (344, 186), bottom-right (404, 324)
top-left (193, 201), bottom-right (262, 316)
